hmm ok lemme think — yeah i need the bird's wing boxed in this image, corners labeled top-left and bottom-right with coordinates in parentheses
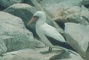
top-left (41, 23), bottom-right (65, 42)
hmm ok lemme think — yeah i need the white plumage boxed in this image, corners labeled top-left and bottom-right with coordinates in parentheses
top-left (40, 23), bottom-right (65, 43)
top-left (28, 11), bottom-right (72, 52)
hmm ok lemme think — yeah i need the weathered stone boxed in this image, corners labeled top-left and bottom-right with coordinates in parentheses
top-left (81, 5), bottom-right (89, 23)
top-left (39, 0), bottom-right (82, 19)
top-left (0, 39), bottom-right (7, 55)
top-left (2, 49), bottom-right (45, 60)
top-left (4, 3), bottom-right (38, 33)
top-left (54, 6), bottom-right (89, 26)
top-left (49, 50), bottom-right (84, 60)
top-left (38, 0), bottom-right (89, 27)
top-left (4, 3), bottom-right (37, 25)
top-left (0, 0), bottom-right (24, 8)
top-left (0, 56), bottom-right (5, 60)
top-left (4, 3), bottom-right (64, 35)
top-left (12, 49), bottom-right (46, 60)
top-left (2, 47), bottom-right (62, 60)
top-left (82, 0), bottom-right (89, 7)
top-left (64, 22), bottom-right (89, 60)
top-left (0, 5), bottom-right (5, 11)
top-left (0, 11), bottom-right (44, 51)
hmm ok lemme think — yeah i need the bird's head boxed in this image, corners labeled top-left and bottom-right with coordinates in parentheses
top-left (27, 11), bottom-right (46, 26)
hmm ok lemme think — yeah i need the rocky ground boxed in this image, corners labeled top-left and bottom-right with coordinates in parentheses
top-left (0, 0), bottom-right (89, 60)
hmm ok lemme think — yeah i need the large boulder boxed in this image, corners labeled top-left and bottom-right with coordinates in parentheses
top-left (54, 6), bottom-right (89, 25)
top-left (64, 22), bottom-right (89, 60)
top-left (81, 5), bottom-right (89, 23)
top-left (0, 39), bottom-right (7, 55)
top-left (4, 3), bottom-right (64, 35)
top-left (0, 11), bottom-right (44, 51)
top-left (0, 0), bottom-right (24, 8)
top-left (38, 0), bottom-right (89, 27)
top-left (82, 0), bottom-right (89, 7)
top-left (4, 3), bottom-right (39, 35)
top-left (39, 0), bottom-right (82, 19)
top-left (2, 49), bottom-right (45, 60)
top-left (2, 48), bottom-right (83, 60)
top-left (49, 50), bottom-right (84, 60)
top-left (0, 57), bottom-right (5, 60)
top-left (4, 3), bottom-right (37, 26)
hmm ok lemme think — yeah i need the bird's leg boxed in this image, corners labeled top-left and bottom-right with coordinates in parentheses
top-left (48, 47), bottom-right (52, 52)
top-left (54, 46), bottom-right (68, 52)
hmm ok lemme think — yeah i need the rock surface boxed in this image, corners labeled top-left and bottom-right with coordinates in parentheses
top-left (82, 0), bottom-right (89, 7)
top-left (0, 0), bottom-right (24, 8)
top-left (39, 0), bottom-right (82, 19)
top-left (0, 11), bottom-right (44, 52)
top-left (4, 3), bottom-right (64, 35)
top-left (2, 47), bottom-right (83, 60)
top-left (0, 56), bottom-right (5, 60)
top-left (4, 3), bottom-right (40, 36)
top-left (81, 5), bottom-right (89, 22)
top-left (55, 6), bottom-right (89, 25)
top-left (64, 22), bottom-right (89, 60)
top-left (0, 0), bottom-right (89, 60)
top-left (4, 3), bottom-right (37, 26)
top-left (0, 39), bottom-right (7, 55)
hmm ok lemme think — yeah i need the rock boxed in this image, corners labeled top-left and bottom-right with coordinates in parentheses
top-left (82, 0), bottom-right (89, 7)
top-left (2, 51), bottom-right (19, 60)
top-left (64, 22), bottom-right (89, 60)
top-left (0, 39), bottom-right (7, 55)
top-left (0, 11), bottom-right (44, 51)
top-left (12, 49), bottom-right (46, 60)
top-left (0, 0), bottom-right (24, 8)
top-left (38, 0), bottom-right (89, 27)
top-left (39, 0), bottom-right (82, 19)
top-left (4, 3), bottom-right (38, 33)
top-left (81, 5), bottom-right (89, 23)
top-left (4, 3), bottom-right (37, 26)
top-left (24, 0), bottom-right (34, 6)
top-left (54, 6), bottom-right (89, 25)
top-left (49, 50), bottom-right (84, 60)
top-left (0, 56), bottom-right (5, 60)
top-left (0, 5), bottom-right (5, 11)
top-left (34, 39), bottom-right (45, 48)
top-left (2, 47), bottom-right (62, 60)
top-left (4, 3), bottom-right (64, 35)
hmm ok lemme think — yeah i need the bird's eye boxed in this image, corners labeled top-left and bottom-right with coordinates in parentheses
top-left (34, 16), bottom-right (39, 19)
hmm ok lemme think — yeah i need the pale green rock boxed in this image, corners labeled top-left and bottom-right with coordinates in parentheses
top-left (0, 0), bottom-right (24, 7)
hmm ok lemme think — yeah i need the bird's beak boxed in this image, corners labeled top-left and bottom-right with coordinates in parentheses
top-left (27, 16), bottom-right (38, 26)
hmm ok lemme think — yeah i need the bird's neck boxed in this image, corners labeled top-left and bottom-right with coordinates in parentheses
top-left (36, 16), bottom-right (46, 26)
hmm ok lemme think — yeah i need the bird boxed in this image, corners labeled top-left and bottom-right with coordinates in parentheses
top-left (27, 11), bottom-right (75, 52)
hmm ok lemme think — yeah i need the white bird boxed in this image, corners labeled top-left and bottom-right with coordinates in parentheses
top-left (27, 11), bottom-right (74, 52)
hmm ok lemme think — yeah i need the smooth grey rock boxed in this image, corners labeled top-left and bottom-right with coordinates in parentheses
top-left (0, 39), bottom-right (7, 55)
top-left (54, 6), bottom-right (89, 25)
top-left (64, 22), bottom-right (89, 60)
top-left (0, 11), bottom-right (44, 51)
top-left (39, 0), bottom-right (88, 27)
top-left (12, 49), bottom-right (46, 60)
top-left (0, 56), bottom-right (5, 60)
top-left (4, 3), bottom-right (37, 25)
top-left (39, 0), bottom-right (82, 19)
top-left (4, 3), bottom-right (38, 31)
top-left (3, 49), bottom-right (46, 60)
top-left (81, 5), bottom-right (89, 22)
top-left (49, 50), bottom-right (84, 60)
top-left (64, 22), bottom-right (89, 52)
top-left (0, 0), bottom-right (24, 8)
top-left (4, 3), bottom-right (64, 35)
top-left (82, 0), bottom-right (89, 6)
top-left (2, 47), bottom-right (62, 60)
